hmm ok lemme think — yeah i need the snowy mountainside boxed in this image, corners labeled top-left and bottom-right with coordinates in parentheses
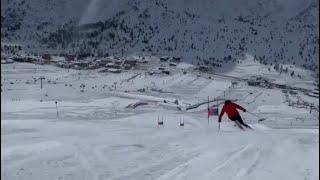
top-left (1, 0), bottom-right (319, 71)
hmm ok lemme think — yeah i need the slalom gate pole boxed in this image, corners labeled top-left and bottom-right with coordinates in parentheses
top-left (207, 96), bottom-right (209, 126)
top-left (55, 101), bottom-right (59, 119)
top-left (216, 97), bottom-right (220, 132)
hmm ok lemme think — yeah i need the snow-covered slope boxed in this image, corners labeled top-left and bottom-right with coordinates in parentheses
top-left (1, 53), bottom-right (319, 179)
top-left (1, 0), bottom-right (319, 71)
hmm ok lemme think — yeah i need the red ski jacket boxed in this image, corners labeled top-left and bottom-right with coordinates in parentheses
top-left (219, 102), bottom-right (246, 122)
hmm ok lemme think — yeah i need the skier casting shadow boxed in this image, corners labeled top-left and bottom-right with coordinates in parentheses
top-left (218, 100), bottom-right (252, 130)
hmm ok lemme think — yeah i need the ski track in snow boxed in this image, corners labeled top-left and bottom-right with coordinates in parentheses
top-left (155, 144), bottom-right (260, 180)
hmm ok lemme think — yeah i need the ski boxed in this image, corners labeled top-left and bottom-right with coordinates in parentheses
top-left (234, 121), bottom-right (245, 130)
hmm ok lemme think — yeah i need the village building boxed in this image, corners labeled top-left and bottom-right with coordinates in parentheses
top-left (124, 59), bottom-right (137, 66)
top-left (65, 54), bottom-right (77, 62)
top-left (160, 56), bottom-right (169, 62)
top-left (170, 56), bottom-right (181, 63)
top-left (107, 68), bottom-right (122, 73)
top-left (169, 62), bottom-right (177, 66)
top-left (247, 81), bottom-right (261, 86)
top-left (106, 63), bottom-right (121, 69)
top-left (74, 61), bottom-right (90, 69)
top-left (42, 54), bottom-right (51, 60)
top-left (114, 60), bottom-right (122, 65)
top-left (162, 70), bottom-right (170, 75)
top-left (197, 66), bottom-right (210, 72)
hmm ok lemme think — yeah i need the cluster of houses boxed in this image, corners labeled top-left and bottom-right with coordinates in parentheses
top-left (1, 53), bottom-right (14, 64)
top-left (2, 52), bottom-right (218, 77)
top-left (247, 76), bottom-right (297, 90)
top-left (304, 88), bottom-right (319, 98)
top-left (247, 76), bottom-right (320, 101)
top-left (2, 52), bottom-right (218, 76)
top-left (97, 58), bottom-right (142, 73)
top-left (247, 76), bottom-right (274, 89)
top-left (56, 55), bottom-right (149, 73)
top-left (148, 56), bottom-right (183, 75)
top-left (2, 53), bottom-right (185, 74)
top-left (1, 53), bottom-right (151, 73)
top-left (195, 65), bottom-right (213, 73)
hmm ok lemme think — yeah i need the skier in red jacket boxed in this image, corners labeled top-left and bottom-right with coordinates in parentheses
top-left (218, 100), bottom-right (252, 129)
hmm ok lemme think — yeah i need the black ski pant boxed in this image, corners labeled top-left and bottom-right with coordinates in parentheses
top-left (229, 114), bottom-right (251, 128)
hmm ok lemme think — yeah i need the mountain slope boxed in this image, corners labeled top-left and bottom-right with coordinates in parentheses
top-left (1, 0), bottom-right (319, 71)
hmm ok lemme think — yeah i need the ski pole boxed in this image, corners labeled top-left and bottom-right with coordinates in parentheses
top-left (247, 111), bottom-right (266, 122)
top-left (247, 111), bottom-right (259, 117)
